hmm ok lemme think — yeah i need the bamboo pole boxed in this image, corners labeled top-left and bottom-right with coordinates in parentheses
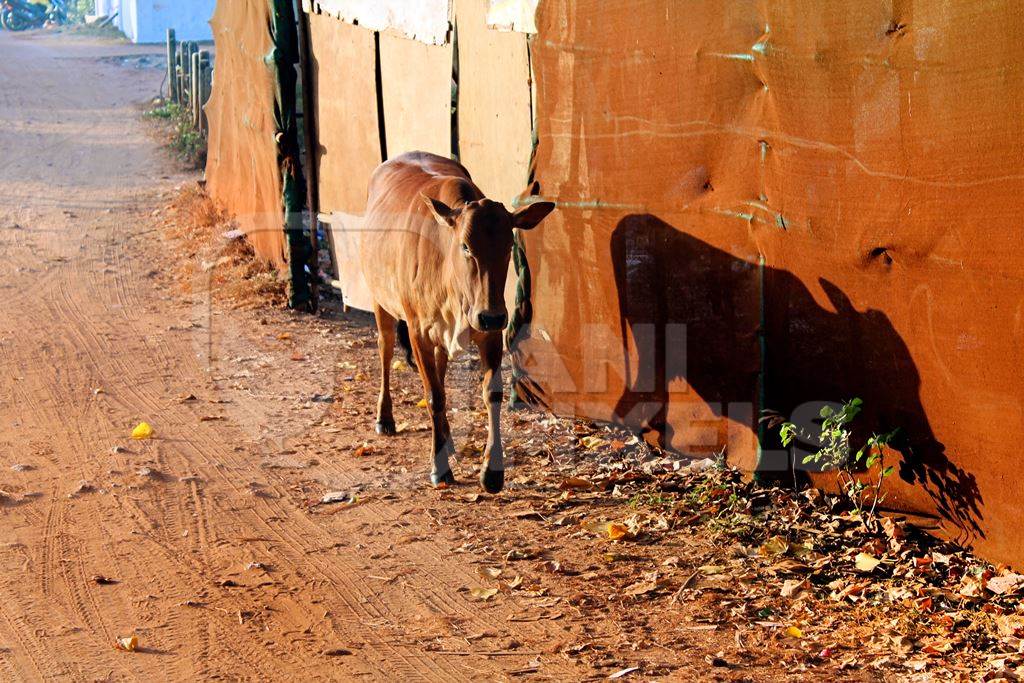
top-left (294, 4), bottom-right (322, 304)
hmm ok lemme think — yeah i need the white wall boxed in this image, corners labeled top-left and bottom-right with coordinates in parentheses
top-left (93, 0), bottom-right (214, 44)
top-left (136, 0), bottom-right (215, 44)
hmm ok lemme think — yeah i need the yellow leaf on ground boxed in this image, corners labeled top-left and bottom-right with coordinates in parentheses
top-left (758, 536), bottom-right (789, 556)
top-left (785, 626), bottom-right (803, 639)
top-left (607, 522), bottom-right (630, 540)
top-left (469, 587), bottom-right (498, 601)
top-left (580, 435), bottom-right (609, 450)
top-left (130, 422), bottom-right (153, 440)
top-left (115, 635), bottom-right (138, 651)
top-left (392, 359), bottom-right (409, 372)
top-left (417, 398), bottom-right (429, 409)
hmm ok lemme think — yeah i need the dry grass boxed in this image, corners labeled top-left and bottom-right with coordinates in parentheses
top-left (159, 185), bottom-right (287, 310)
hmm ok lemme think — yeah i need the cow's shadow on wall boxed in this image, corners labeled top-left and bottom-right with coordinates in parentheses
top-left (609, 213), bottom-right (982, 538)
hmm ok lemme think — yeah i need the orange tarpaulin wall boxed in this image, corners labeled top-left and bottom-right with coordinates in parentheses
top-left (216, 0), bottom-right (1024, 566)
top-left (519, 0), bottom-right (1024, 565)
top-left (206, 0), bottom-right (286, 266)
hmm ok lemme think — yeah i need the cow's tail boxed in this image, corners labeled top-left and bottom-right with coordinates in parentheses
top-left (396, 320), bottom-right (417, 369)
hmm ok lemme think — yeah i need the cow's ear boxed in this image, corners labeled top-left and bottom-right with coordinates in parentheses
top-left (421, 194), bottom-right (458, 228)
top-left (511, 201), bottom-right (555, 231)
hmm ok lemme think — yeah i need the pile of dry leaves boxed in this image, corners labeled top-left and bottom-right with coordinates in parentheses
top-left (445, 414), bottom-right (1024, 680)
top-left (156, 186), bottom-right (287, 309)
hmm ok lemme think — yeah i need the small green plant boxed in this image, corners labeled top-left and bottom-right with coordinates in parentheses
top-left (146, 101), bottom-right (206, 167)
top-left (145, 101), bottom-right (182, 120)
top-left (780, 398), bottom-right (899, 530)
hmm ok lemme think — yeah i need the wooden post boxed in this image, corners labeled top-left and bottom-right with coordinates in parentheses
top-left (166, 29), bottom-right (177, 103)
top-left (198, 51), bottom-right (211, 135)
top-left (294, 4), bottom-right (322, 303)
top-left (176, 42), bottom-right (187, 107)
top-left (190, 50), bottom-right (201, 128)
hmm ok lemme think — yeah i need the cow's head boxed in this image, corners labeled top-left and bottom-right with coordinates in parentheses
top-left (422, 195), bottom-right (555, 333)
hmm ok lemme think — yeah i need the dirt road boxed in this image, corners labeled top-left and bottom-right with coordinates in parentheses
top-left (0, 31), bottom-right (748, 683)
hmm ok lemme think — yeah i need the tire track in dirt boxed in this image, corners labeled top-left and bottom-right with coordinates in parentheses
top-left (0, 30), bottom-right (605, 682)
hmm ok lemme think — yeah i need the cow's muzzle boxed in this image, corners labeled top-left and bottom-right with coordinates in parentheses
top-left (477, 311), bottom-right (508, 332)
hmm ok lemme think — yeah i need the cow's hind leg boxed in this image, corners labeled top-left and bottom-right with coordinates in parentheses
top-left (477, 333), bottom-right (505, 494)
top-left (374, 306), bottom-right (397, 435)
top-left (410, 333), bottom-right (455, 487)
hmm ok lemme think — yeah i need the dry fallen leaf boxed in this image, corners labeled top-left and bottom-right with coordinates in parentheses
top-left (623, 579), bottom-right (661, 598)
top-left (759, 536), bottom-right (790, 557)
top-left (469, 587), bottom-right (498, 601)
top-left (558, 477), bottom-right (594, 491)
top-left (608, 666), bottom-right (639, 679)
top-left (320, 491), bottom-right (358, 506)
top-left (785, 626), bottom-right (803, 639)
top-left (579, 435), bottom-right (609, 450)
top-left (781, 579), bottom-right (809, 598)
top-left (607, 522), bottom-right (630, 540)
top-left (478, 566), bottom-right (503, 580)
top-left (114, 635), bottom-right (138, 652)
top-left (500, 575), bottom-right (523, 591)
top-left (582, 520), bottom-right (630, 540)
top-left (987, 573), bottom-right (1024, 595)
top-left (855, 553), bottom-right (881, 573)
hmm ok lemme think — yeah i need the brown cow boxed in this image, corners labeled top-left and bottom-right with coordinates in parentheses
top-left (360, 152), bottom-right (554, 492)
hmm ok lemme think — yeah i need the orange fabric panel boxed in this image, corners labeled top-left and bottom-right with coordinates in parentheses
top-left (518, 0), bottom-right (764, 467)
top-left (205, 0), bottom-right (285, 265)
top-left (754, 1), bottom-right (1024, 561)
top-left (523, 0), bottom-right (1024, 565)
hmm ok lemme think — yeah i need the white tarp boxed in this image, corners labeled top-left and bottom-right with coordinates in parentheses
top-left (310, 0), bottom-right (451, 45)
top-left (485, 0), bottom-right (538, 33)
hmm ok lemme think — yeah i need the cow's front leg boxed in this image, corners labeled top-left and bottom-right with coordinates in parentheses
top-left (410, 333), bottom-right (455, 487)
top-left (373, 306), bottom-right (397, 435)
top-left (477, 332), bottom-right (505, 493)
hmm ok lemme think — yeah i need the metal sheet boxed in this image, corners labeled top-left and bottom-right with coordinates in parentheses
top-left (311, 0), bottom-right (451, 45)
top-left (379, 32), bottom-right (453, 159)
top-left (308, 11), bottom-right (381, 215)
top-left (486, 0), bottom-right (538, 33)
top-left (454, 0), bottom-right (532, 204)
top-left (205, 0), bottom-right (285, 265)
top-left (322, 212), bottom-right (376, 311)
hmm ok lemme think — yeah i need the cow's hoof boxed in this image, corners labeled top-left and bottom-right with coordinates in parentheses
top-left (431, 469), bottom-right (456, 488)
top-left (480, 468), bottom-right (504, 494)
top-left (375, 420), bottom-right (397, 436)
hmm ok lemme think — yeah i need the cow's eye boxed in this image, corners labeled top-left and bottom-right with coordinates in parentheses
top-left (461, 243), bottom-right (471, 257)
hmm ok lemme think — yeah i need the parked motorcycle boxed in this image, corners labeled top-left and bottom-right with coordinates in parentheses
top-left (0, 0), bottom-right (67, 32)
